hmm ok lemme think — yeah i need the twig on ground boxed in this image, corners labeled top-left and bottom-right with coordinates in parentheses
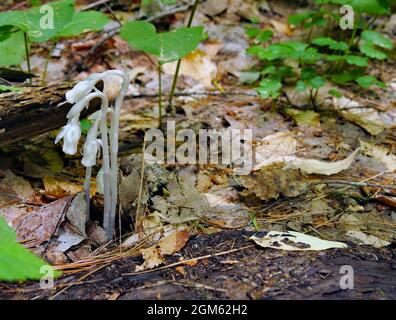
top-left (122, 245), bottom-right (254, 276)
top-left (321, 180), bottom-right (396, 191)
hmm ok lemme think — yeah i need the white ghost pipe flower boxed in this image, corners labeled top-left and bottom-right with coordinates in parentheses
top-left (58, 70), bottom-right (129, 240)
top-left (66, 80), bottom-right (95, 104)
top-left (81, 118), bottom-right (102, 167)
top-left (55, 117), bottom-right (82, 155)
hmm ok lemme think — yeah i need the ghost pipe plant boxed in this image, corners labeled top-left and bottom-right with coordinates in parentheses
top-left (55, 70), bottom-right (129, 240)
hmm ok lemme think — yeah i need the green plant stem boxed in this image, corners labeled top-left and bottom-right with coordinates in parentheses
top-left (158, 63), bottom-right (163, 127)
top-left (167, 0), bottom-right (200, 113)
top-left (41, 41), bottom-right (56, 85)
top-left (337, 21), bottom-right (358, 73)
top-left (23, 32), bottom-right (32, 85)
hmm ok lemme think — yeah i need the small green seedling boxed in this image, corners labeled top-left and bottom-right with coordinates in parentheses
top-left (120, 20), bottom-right (203, 126)
top-left (0, 0), bottom-right (109, 83)
top-left (0, 216), bottom-right (61, 282)
top-left (246, 0), bottom-right (394, 108)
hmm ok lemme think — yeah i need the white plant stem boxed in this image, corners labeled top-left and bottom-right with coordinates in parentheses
top-left (84, 166), bottom-right (92, 221)
top-left (107, 71), bottom-right (129, 239)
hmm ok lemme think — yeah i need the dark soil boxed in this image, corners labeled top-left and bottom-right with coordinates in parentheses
top-left (1, 230), bottom-right (396, 300)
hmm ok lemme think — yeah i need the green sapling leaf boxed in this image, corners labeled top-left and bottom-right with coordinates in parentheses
top-left (346, 55), bottom-right (369, 67)
top-left (58, 11), bottom-right (110, 37)
top-left (356, 75), bottom-right (385, 89)
top-left (120, 21), bottom-right (204, 64)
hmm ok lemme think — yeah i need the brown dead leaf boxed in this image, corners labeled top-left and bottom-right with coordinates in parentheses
top-left (43, 176), bottom-right (85, 198)
top-left (158, 230), bottom-right (190, 255)
top-left (135, 229), bottom-right (190, 271)
top-left (135, 246), bottom-right (164, 272)
top-left (175, 266), bottom-right (187, 277)
top-left (1, 196), bottom-right (71, 248)
top-left (0, 170), bottom-right (34, 203)
top-left (163, 50), bottom-right (217, 88)
top-left (240, 164), bottom-right (308, 200)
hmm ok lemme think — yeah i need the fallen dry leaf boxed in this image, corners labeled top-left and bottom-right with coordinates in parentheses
top-left (250, 231), bottom-right (347, 251)
top-left (360, 140), bottom-right (396, 172)
top-left (0, 170), bottom-right (34, 203)
top-left (135, 229), bottom-right (190, 271)
top-left (287, 148), bottom-right (360, 175)
top-left (253, 132), bottom-right (297, 170)
top-left (43, 176), bottom-right (85, 198)
top-left (1, 196), bottom-right (71, 249)
top-left (163, 50), bottom-right (217, 88)
top-left (334, 97), bottom-right (386, 135)
top-left (158, 229), bottom-right (190, 256)
top-left (345, 230), bottom-right (390, 248)
top-left (135, 246), bottom-right (164, 272)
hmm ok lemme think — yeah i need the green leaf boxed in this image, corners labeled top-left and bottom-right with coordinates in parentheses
top-left (278, 66), bottom-right (294, 78)
top-left (0, 31), bottom-right (26, 67)
top-left (80, 118), bottom-right (92, 134)
top-left (58, 11), bottom-right (109, 37)
top-left (309, 76), bottom-right (325, 89)
top-left (288, 12), bottom-right (315, 26)
top-left (0, 216), bottom-right (16, 242)
top-left (262, 66), bottom-right (277, 75)
top-left (258, 43), bottom-right (294, 60)
top-left (0, 217), bottom-right (61, 282)
top-left (256, 77), bottom-right (282, 99)
top-left (246, 27), bottom-right (261, 38)
top-left (0, 25), bottom-right (17, 42)
top-left (120, 21), bottom-right (204, 64)
top-left (347, 0), bottom-right (391, 15)
top-left (246, 45), bottom-right (265, 56)
top-left (303, 16), bottom-right (327, 29)
top-left (331, 69), bottom-right (363, 84)
top-left (256, 30), bottom-right (273, 43)
top-left (355, 75), bottom-right (385, 89)
top-left (359, 41), bottom-right (387, 60)
top-left (301, 47), bottom-right (322, 63)
top-left (296, 80), bottom-right (308, 92)
top-left (361, 30), bottom-right (393, 50)
top-left (0, 0), bottom-right (75, 42)
top-left (346, 55), bottom-right (369, 67)
top-left (326, 54), bottom-right (346, 62)
top-left (312, 37), bottom-right (348, 51)
top-left (0, 85), bottom-right (22, 93)
top-left (328, 89), bottom-right (343, 98)
top-left (301, 67), bottom-right (317, 81)
top-left (315, 0), bottom-right (391, 15)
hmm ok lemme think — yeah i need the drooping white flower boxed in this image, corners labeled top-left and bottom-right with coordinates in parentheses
top-left (66, 80), bottom-right (94, 104)
top-left (82, 138), bottom-right (102, 167)
top-left (66, 98), bottom-right (88, 119)
top-left (55, 117), bottom-right (82, 155)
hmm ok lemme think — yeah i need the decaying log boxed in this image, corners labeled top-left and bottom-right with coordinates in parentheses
top-left (0, 82), bottom-right (102, 147)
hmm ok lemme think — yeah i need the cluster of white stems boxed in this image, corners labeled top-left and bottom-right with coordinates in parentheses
top-left (55, 70), bottom-right (129, 240)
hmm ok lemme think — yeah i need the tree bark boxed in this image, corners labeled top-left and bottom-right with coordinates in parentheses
top-left (0, 83), bottom-right (102, 147)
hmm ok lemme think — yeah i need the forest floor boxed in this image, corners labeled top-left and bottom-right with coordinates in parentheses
top-left (1, 0), bottom-right (396, 300)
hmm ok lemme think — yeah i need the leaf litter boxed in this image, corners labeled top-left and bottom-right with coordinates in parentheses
top-left (1, 0), bottom-right (396, 299)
